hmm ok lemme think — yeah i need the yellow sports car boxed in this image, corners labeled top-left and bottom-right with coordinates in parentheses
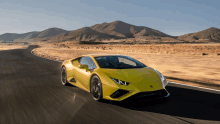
top-left (61, 54), bottom-right (169, 101)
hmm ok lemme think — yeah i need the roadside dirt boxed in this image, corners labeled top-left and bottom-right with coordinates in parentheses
top-left (32, 42), bottom-right (220, 90)
top-left (0, 44), bottom-right (28, 51)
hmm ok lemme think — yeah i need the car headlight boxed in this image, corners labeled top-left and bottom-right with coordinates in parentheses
top-left (111, 78), bottom-right (129, 86)
top-left (154, 69), bottom-right (168, 88)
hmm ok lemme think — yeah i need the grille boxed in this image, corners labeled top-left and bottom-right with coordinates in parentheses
top-left (127, 89), bottom-right (168, 101)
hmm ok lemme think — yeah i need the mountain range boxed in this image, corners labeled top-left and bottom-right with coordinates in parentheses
top-left (0, 31), bottom-right (39, 42)
top-left (0, 20), bottom-right (219, 43)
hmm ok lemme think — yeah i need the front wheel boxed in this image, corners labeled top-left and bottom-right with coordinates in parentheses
top-left (90, 75), bottom-right (103, 101)
top-left (61, 66), bottom-right (68, 85)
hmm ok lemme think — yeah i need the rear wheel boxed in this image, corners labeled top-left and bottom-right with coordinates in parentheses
top-left (61, 66), bottom-right (68, 85)
top-left (90, 75), bottom-right (103, 101)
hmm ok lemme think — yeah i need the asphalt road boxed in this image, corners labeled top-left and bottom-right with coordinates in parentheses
top-left (0, 45), bottom-right (219, 124)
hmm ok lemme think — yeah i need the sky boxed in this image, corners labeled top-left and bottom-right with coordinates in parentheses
top-left (0, 0), bottom-right (219, 36)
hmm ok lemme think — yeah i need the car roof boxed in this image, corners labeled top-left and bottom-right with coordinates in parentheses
top-left (83, 54), bottom-right (123, 57)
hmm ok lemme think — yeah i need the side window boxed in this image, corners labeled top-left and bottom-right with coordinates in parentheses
top-left (87, 57), bottom-right (97, 69)
top-left (79, 57), bottom-right (97, 70)
top-left (79, 57), bottom-right (87, 65)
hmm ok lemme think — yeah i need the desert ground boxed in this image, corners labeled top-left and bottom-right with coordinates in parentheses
top-left (0, 43), bottom-right (28, 51)
top-left (1, 42), bottom-right (219, 90)
top-left (31, 41), bottom-right (220, 90)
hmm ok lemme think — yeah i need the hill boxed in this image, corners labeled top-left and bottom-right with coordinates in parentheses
top-left (178, 27), bottom-right (220, 42)
top-left (91, 20), bottom-right (171, 38)
top-left (0, 32), bottom-right (39, 42)
top-left (31, 27), bottom-right (70, 39)
top-left (45, 20), bottom-right (176, 43)
top-left (39, 27), bottom-right (111, 43)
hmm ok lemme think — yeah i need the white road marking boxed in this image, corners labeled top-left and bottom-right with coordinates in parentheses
top-left (169, 81), bottom-right (220, 92)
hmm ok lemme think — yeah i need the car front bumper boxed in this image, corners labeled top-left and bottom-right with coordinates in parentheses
top-left (123, 89), bottom-right (170, 102)
top-left (102, 83), bottom-right (170, 101)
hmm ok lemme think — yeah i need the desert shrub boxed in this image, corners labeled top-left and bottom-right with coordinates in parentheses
top-left (202, 53), bottom-right (208, 55)
top-left (64, 33), bottom-right (69, 36)
top-left (193, 36), bottom-right (199, 40)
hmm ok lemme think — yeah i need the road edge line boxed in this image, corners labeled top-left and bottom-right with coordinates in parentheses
top-left (168, 81), bottom-right (220, 92)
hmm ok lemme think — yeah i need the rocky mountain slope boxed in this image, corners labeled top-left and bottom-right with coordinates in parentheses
top-left (91, 20), bottom-right (171, 38)
top-left (31, 27), bottom-right (70, 39)
top-left (68, 27), bottom-right (110, 41)
top-left (0, 31), bottom-right (39, 42)
top-left (178, 27), bottom-right (220, 42)
top-left (0, 27), bottom-right (70, 42)
top-left (46, 20), bottom-right (176, 43)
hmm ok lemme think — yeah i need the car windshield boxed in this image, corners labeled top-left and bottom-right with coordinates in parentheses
top-left (94, 55), bottom-right (147, 69)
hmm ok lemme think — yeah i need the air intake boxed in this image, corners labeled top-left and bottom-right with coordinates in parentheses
top-left (70, 78), bottom-right (76, 82)
top-left (110, 89), bottom-right (129, 98)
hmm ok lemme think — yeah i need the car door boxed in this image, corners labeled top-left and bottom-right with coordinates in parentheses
top-left (67, 57), bottom-right (81, 83)
top-left (77, 56), bottom-right (97, 91)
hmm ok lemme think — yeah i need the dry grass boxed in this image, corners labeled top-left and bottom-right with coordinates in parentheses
top-left (0, 44), bottom-right (28, 51)
top-left (52, 41), bottom-right (220, 56)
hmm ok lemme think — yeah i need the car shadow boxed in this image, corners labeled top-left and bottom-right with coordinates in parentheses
top-left (101, 85), bottom-right (220, 121)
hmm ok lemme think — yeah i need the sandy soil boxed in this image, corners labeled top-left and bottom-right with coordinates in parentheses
top-left (0, 44), bottom-right (28, 51)
top-left (33, 42), bottom-right (220, 90)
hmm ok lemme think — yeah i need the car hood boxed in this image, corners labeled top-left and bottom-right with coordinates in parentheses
top-left (100, 67), bottom-right (163, 91)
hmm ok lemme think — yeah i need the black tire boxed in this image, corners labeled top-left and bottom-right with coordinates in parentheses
top-left (61, 66), bottom-right (68, 85)
top-left (90, 75), bottom-right (103, 101)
